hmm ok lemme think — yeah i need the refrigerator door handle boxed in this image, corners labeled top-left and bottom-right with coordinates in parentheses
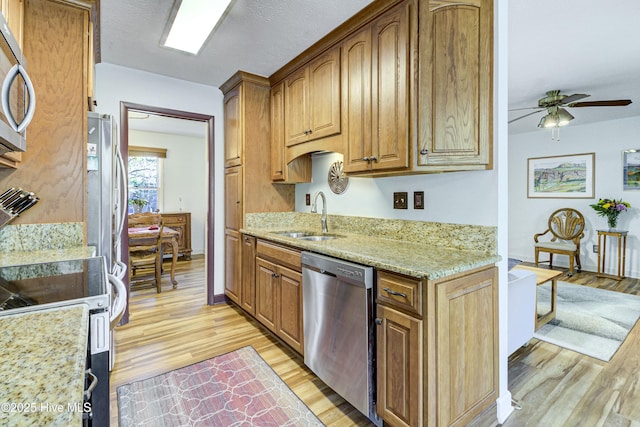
top-left (114, 141), bottom-right (128, 243)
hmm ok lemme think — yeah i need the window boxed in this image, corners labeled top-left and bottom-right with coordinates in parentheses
top-left (128, 146), bottom-right (167, 213)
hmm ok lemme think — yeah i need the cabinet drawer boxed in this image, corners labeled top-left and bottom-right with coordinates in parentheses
top-left (377, 270), bottom-right (423, 317)
top-left (256, 239), bottom-right (301, 272)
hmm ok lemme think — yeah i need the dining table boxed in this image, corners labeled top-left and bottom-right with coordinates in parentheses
top-left (127, 226), bottom-right (179, 288)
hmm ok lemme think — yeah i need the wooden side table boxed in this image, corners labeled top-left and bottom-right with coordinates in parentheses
top-left (597, 229), bottom-right (628, 280)
top-left (512, 265), bottom-right (563, 330)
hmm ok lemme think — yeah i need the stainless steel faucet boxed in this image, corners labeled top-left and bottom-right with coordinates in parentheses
top-left (311, 191), bottom-right (328, 233)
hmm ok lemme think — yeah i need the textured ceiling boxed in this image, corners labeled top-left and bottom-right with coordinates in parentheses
top-left (101, 0), bottom-right (373, 87)
top-left (101, 1), bottom-right (640, 136)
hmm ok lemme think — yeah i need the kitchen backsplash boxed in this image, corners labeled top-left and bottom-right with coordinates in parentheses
top-left (245, 212), bottom-right (497, 254)
top-left (0, 222), bottom-right (83, 252)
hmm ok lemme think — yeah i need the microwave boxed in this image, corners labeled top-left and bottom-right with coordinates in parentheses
top-left (0, 13), bottom-right (35, 154)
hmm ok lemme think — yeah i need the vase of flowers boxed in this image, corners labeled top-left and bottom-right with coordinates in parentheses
top-left (129, 197), bottom-right (149, 214)
top-left (590, 198), bottom-right (631, 229)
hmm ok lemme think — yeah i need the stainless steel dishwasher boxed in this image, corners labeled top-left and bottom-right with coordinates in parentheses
top-left (301, 252), bottom-right (381, 426)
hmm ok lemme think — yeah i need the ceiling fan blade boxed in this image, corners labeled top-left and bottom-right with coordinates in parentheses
top-left (508, 106), bottom-right (541, 111)
top-left (508, 109), bottom-right (545, 124)
top-left (568, 100), bottom-right (632, 108)
top-left (558, 93), bottom-right (589, 105)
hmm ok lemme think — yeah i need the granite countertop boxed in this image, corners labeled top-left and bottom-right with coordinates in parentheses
top-left (0, 304), bottom-right (89, 427)
top-left (0, 247), bottom-right (96, 268)
top-left (242, 213), bottom-right (500, 280)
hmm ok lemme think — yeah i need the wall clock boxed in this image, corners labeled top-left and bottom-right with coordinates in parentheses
top-left (328, 161), bottom-right (348, 194)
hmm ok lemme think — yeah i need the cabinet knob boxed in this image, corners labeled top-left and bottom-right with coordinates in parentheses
top-left (363, 156), bottom-right (369, 162)
top-left (420, 149), bottom-right (429, 155)
top-left (375, 318), bottom-right (382, 325)
top-left (272, 273), bottom-right (280, 279)
top-left (370, 156), bottom-right (377, 162)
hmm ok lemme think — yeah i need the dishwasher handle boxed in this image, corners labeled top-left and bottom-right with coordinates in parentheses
top-left (301, 252), bottom-right (373, 288)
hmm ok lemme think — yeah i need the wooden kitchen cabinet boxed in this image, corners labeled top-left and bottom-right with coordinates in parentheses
top-left (240, 234), bottom-right (256, 315)
top-left (269, 81), bottom-right (311, 183)
top-left (1, 0), bottom-right (23, 47)
top-left (160, 212), bottom-right (192, 260)
top-left (284, 46), bottom-right (341, 147)
top-left (223, 84), bottom-right (242, 168)
top-left (417, 0), bottom-right (493, 170)
top-left (255, 239), bottom-right (303, 355)
top-left (220, 71), bottom-right (295, 306)
top-left (376, 266), bottom-right (498, 427)
top-left (343, 1), bottom-right (411, 174)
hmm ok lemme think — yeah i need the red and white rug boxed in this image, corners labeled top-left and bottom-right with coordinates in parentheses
top-left (117, 346), bottom-right (323, 426)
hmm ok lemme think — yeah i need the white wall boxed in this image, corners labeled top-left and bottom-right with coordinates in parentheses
top-left (94, 63), bottom-right (225, 292)
top-left (295, 153), bottom-right (498, 226)
top-left (129, 130), bottom-right (207, 255)
top-left (509, 116), bottom-right (640, 277)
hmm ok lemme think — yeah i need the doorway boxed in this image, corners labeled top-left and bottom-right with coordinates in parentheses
top-left (119, 101), bottom-right (215, 324)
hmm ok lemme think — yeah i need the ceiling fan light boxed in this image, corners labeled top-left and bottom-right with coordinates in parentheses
top-left (538, 113), bottom-right (559, 128)
top-left (557, 108), bottom-right (574, 126)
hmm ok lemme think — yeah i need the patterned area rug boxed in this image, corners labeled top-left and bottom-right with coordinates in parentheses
top-left (534, 281), bottom-right (640, 361)
top-left (117, 346), bottom-right (323, 426)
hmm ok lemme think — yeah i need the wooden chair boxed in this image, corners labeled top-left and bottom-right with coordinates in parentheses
top-left (534, 208), bottom-right (585, 276)
top-left (128, 213), bottom-right (164, 292)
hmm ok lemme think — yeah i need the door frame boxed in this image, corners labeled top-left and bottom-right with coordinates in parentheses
top-left (119, 101), bottom-right (216, 324)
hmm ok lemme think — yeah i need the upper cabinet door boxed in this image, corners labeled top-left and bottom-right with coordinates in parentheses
top-left (371, 1), bottom-right (410, 171)
top-left (307, 47), bottom-right (341, 141)
top-left (270, 82), bottom-right (286, 181)
top-left (284, 46), bottom-right (341, 147)
top-left (223, 85), bottom-right (243, 168)
top-left (418, 0), bottom-right (493, 167)
top-left (284, 67), bottom-right (309, 147)
top-left (342, 26), bottom-right (372, 173)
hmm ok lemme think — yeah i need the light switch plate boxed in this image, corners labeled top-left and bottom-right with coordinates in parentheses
top-left (306, 194), bottom-right (311, 206)
top-left (414, 191), bottom-right (424, 209)
top-left (394, 192), bottom-right (408, 209)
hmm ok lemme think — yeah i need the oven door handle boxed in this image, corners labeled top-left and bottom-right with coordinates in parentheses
top-left (109, 273), bottom-right (127, 329)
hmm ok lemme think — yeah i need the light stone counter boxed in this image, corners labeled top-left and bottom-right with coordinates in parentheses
top-left (243, 213), bottom-right (500, 279)
top-left (0, 247), bottom-right (96, 268)
top-left (0, 304), bottom-right (89, 427)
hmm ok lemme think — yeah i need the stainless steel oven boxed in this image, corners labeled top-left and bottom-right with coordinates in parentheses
top-left (0, 256), bottom-right (126, 426)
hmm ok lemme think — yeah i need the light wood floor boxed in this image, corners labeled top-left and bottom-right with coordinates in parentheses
top-left (109, 258), bottom-right (640, 426)
top-left (502, 263), bottom-right (640, 426)
top-left (109, 255), bottom-right (372, 426)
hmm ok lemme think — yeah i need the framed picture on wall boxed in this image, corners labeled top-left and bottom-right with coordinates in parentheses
top-left (527, 153), bottom-right (595, 198)
top-left (623, 150), bottom-right (640, 190)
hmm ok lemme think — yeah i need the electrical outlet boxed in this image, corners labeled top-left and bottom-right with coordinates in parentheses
top-left (305, 194), bottom-right (311, 206)
top-left (593, 244), bottom-right (599, 253)
top-left (393, 192), bottom-right (408, 209)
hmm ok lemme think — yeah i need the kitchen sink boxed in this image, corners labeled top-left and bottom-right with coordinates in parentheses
top-left (272, 231), bottom-right (315, 238)
top-left (297, 234), bottom-right (341, 241)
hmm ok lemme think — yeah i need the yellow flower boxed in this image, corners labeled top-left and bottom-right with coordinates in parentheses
top-left (602, 203), bottom-right (611, 209)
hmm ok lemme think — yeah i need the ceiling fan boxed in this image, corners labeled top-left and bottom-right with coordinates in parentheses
top-left (509, 90), bottom-right (632, 128)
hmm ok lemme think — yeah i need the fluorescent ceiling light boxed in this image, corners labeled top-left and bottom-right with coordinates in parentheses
top-left (163, 0), bottom-right (232, 55)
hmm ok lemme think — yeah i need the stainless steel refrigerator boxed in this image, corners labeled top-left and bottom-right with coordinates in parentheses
top-left (87, 112), bottom-right (127, 279)
top-left (87, 112), bottom-right (128, 372)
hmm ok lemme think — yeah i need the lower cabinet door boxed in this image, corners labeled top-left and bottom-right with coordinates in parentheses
top-left (276, 265), bottom-right (303, 354)
top-left (376, 304), bottom-right (422, 427)
top-left (255, 257), bottom-right (278, 333)
top-left (240, 235), bottom-right (256, 315)
top-left (224, 229), bottom-right (241, 304)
